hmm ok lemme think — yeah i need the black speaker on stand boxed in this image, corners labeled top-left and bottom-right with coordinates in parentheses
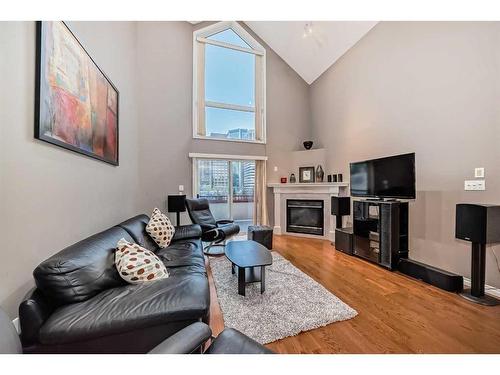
top-left (331, 196), bottom-right (350, 228)
top-left (455, 203), bottom-right (500, 306)
top-left (168, 194), bottom-right (186, 226)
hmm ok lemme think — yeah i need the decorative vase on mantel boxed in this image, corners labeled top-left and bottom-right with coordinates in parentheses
top-left (316, 165), bottom-right (324, 182)
top-left (290, 173), bottom-right (296, 183)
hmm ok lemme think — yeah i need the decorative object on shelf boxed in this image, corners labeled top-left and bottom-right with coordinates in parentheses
top-left (167, 194), bottom-right (186, 226)
top-left (316, 165), bottom-right (325, 182)
top-left (327, 174), bottom-right (332, 183)
top-left (289, 173), bottom-right (296, 183)
top-left (332, 174), bottom-right (338, 182)
top-left (35, 21), bottom-right (119, 166)
top-left (280, 177), bottom-right (287, 183)
top-left (303, 141), bottom-right (313, 150)
top-left (337, 173), bottom-right (343, 182)
top-left (299, 166), bottom-right (315, 183)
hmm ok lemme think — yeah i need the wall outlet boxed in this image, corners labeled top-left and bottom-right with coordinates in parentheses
top-left (464, 180), bottom-right (485, 191)
top-left (273, 166), bottom-right (278, 172)
top-left (475, 167), bottom-right (485, 178)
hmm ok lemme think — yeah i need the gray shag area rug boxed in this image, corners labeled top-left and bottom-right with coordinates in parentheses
top-left (209, 252), bottom-right (358, 344)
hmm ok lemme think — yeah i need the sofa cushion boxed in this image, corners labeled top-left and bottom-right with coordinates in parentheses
top-left (117, 215), bottom-right (159, 252)
top-left (156, 239), bottom-right (205, 271)
top-left (38, 274), bottom-right (210, 345)
top-left (115, 239), bottom-right (169, 284)
top-left (146, 208), bottom-right (175, 248)
top-left (34, 227), bottom-right (132, 305)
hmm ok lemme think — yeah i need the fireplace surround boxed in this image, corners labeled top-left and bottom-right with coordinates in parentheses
top-left (267, 182), bottom-right (350, 241)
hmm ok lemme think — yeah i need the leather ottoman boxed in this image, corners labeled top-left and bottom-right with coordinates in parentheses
top-left (247, 225), bottom-right (273, 250)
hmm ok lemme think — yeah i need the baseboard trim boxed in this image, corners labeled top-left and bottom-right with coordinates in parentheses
top-left (12, 317), bottom-right (20, 334)
top-left (463, 278), bottom-right (500, 299)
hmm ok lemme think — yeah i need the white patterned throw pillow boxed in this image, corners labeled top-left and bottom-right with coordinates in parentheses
top-left (115, 238), bottom-right (169, 284)
top-left (146, 208), bottom-right (175, 248)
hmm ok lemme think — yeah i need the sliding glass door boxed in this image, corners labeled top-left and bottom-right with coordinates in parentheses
top-left (196, 159), bottom-right (231, 220)
top-left (194, 158), bottom-right (255, 233)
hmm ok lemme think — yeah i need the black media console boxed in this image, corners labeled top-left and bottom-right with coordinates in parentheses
top-left (352, 200), bottom-right (409, 270)
top-left (333, 198), bottom-right (464, 293)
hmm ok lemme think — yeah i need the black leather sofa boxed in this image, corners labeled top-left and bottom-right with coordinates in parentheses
top-left (149, 322), bottom-right (273, 354)
top-left (18, 214), bottom-right (210, 354)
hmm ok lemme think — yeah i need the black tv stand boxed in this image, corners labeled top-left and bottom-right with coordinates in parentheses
top-left (353, 200), bottom-right (408, 270)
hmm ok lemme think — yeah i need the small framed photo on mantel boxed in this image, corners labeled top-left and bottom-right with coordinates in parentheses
top-left (299, 166), bottom-right (315, 183)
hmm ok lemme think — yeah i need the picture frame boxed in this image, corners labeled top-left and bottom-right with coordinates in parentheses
top-left (35, 21), bottom-right (119, 165)
top-left (299, 166), bottom-right (315, 183)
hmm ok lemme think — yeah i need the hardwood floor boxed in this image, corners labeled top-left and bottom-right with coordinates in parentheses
top-left (206, 234), bottom-right (500, 354)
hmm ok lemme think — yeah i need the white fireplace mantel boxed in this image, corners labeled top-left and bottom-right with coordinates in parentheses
top-left (267, 182), bottom-right (349, 241)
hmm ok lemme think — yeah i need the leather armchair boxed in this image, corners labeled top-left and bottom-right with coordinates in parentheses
top-left (149, 322), bottom-right (273, 354)
top-left (185, 198), bottom-right (240, 255)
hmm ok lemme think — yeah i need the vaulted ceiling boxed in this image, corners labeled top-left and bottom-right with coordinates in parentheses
top-left (244, 21), bottom-right (378, 84)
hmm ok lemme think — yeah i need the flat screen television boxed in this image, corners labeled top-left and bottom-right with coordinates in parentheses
top-left (350, 153), bottom-right (416, 199)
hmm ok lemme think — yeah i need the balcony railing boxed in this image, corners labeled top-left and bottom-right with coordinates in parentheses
top-left (198, 194), bottom-right (254, 203)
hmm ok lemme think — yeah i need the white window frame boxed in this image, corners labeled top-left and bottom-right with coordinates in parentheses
top-left (193, 21), bottom-right (267, 144)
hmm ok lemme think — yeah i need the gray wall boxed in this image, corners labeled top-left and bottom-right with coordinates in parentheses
top-left (0, 22), bottom-right (141, 317)
top-left (136, 22), bottom-right (311, 224)
top-left (310, 22), bottom-right (500, 287)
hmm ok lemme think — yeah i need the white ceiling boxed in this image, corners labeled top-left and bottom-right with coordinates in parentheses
top-left (244, 21), bottom-right (378, 84)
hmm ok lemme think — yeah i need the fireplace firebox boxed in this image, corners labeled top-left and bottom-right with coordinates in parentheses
top-left (286, 199), bottom-right (324, 236)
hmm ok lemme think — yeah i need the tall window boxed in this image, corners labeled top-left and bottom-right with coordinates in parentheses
top-left (193, 22), bottom-right (266, 143)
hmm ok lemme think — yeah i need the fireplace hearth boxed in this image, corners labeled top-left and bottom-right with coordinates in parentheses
top-left (286, 199), bottom-right (324, 236)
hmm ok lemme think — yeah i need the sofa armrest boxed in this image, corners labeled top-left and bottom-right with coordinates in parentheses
top-left (149, 322), bottom-right (212, 354)
top-left (206, 328), bottom-right (274, 354)
top-left (19, 288), bottom-right (54, 345)
top-left (172, 224), bottom-right (202, 242)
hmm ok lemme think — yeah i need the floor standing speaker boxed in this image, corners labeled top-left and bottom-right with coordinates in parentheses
top-left (455, 203), bottom-right (500, 306)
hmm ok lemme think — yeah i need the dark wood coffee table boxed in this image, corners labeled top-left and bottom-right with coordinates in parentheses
top-left (225, 240), bottom-right (273, 296)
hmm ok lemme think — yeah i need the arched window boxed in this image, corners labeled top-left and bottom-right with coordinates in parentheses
top-left (193, 22), bottom-right (266, 143)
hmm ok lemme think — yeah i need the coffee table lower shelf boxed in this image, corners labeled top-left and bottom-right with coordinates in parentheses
top-left (231, 263), bottom-right (266, 296)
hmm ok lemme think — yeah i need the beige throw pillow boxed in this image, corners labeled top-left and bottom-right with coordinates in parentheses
top-left (146, 208), bottom-right (175, 248)
top-left (115, 238), bottom-right (169, 284)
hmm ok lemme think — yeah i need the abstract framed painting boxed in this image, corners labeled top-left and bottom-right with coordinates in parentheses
top-left (35, 21), bottom-right (119, 165)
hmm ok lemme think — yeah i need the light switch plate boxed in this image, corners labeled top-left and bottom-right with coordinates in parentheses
top-left (475, 167), bottom-right (485, 178)
top-left (464, 180), bottom-right (485, 191)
